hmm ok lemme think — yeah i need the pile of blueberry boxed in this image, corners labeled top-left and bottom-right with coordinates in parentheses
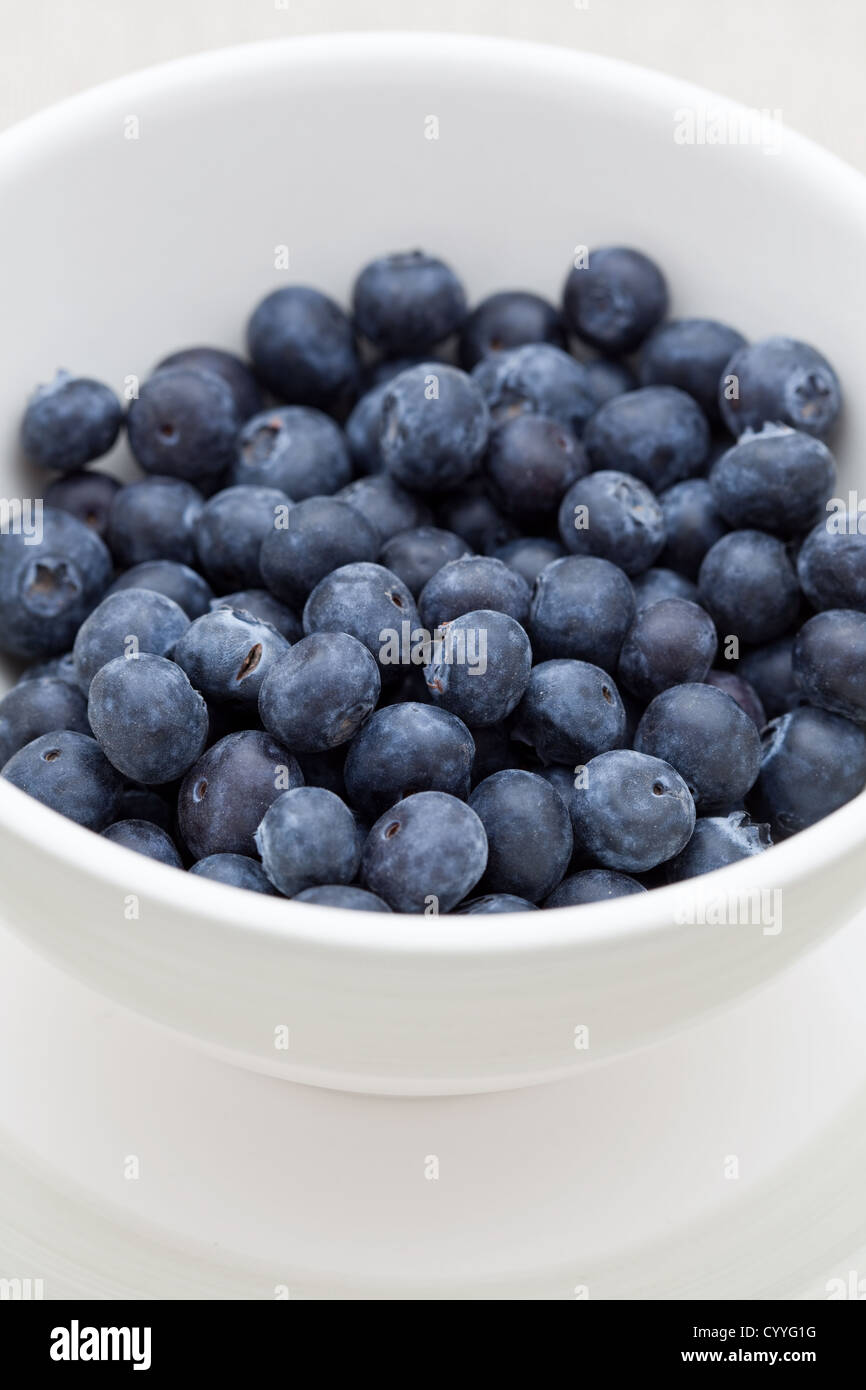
top-left (1, 246), bottom-right (864, 915)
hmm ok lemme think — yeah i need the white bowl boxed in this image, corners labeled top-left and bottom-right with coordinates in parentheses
top-left (1, 33), bottom-right (865, 1096)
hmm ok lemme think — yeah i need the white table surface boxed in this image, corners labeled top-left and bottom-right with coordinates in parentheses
top-left (1, 0), bottom-right (865, 174)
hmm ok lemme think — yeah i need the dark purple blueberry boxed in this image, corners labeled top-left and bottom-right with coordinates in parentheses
top-left (469, 769), bottom-right (573, 902)
top-left (562, 247), bottom-right (667, 354)
top-left (530, 555), bottom-right (635, 669)
top-left (102, 819), bottom-right (183, 867)
top-left (44, 471), bottom-right (121, 540)
top-left (353, 251), bottom-right (467, 355)
top-left (583, 386), bottom-right (710, 492)
top-left (664, 812), bottom-right (771, 882)
top-left (719, 336), bottom-right (841, 439)
top-left (513, 659), bottom-right (626, 766)
top-left (544, 869), bottom-right (646, 907)
top-left (459, 290), bottom-right (565, 370)
top-left (22, 370), bottom-right (122, 473)
top-left (178, 729), bottom-right (302, 860)
top-left (360, 790), bottom-right (488, 913)
top-left (246, 286), bottom-right (360, 413)
top-left (156, 346), bottom-right (263, 420)
top-left (2, 730), bottom-right (123, 829)
top-left (127, 366), bottom-right (239, 482)
top-left (639, 317), bottom-right (746, 424)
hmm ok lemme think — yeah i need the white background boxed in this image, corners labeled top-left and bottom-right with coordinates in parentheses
top-left (1, 0), bottom-right (864, 172)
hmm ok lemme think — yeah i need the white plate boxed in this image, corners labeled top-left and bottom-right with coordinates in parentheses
top-left (2, 904), bottom-right (865, 1300)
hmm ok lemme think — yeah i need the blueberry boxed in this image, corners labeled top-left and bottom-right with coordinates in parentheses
top-left (468, 769), bottom-right (572, 902)
top-left (459, 290), bottom-right (565, 370)
top-left (339, 475), bottom-right (432, 545)
top-left (494, 536), bottom-right (564, 587)
top-left (378, 527), bottom-right (469, 597)
top-left (72, 588), bottom-right (190, 690)
top-left (719, 336), bottom-right (841, 439)
top-left (189, 853), bottom-right (277, 893)
top-left (259, 632), bottom-right (381, 753)
top-left (156, 346), bottom-right (263, 420)
top-left (246, 286), bottom-right (359, 412)
top-left (379, 363), bottom-right (489, 491)
top-left (88, 653), bottom-right (209, 783)
top-left (529, 555), bottom-right (635, 668)
top-left (172, 607), bottom-right (290, 709)
top-left (18, 651), bottom-right (78, 685)
top-left (658, 478), bottom-right (728, 579)
top-left (102, 819), bottom-right (183, 867)
top-left (738, 637), bottom-right (801, 720)
top-left (513, 658), bottom-right (626, 765)
top-left (583, 386), bottom-right (709, 494)
top-left (0, 677), bottom-right (90, 765)
top-left (233, 406), bottom-right (351, 499)
top-left (21, 370), bottom-right (122, 472)
top-left (484, 413), bottom-right (589, 522)
top-left (562, 247), bottom-right (667, 354)
top-left (352, 251), bottom-right (467, 355)
top-left (360, 790), bottom-right (487, 913)
top-left (209, 589), bottom-right (302, 642)
top-left (178, 729), bottom-right (302, 860)
top-left (664, 811), bottom-right (772, 882)
top-left (750, 705), bottom-right (866, 838)
top-left (631, 567), bottom-right (699, 611)
top-left (44, 471), bottom-right (121, 540)
top-left (792, 610), bottom-right (866, 722)
top-left (303, 562), bottom-right (419, 678)
top-left (618, 598), bottom-right (717, 702)
top-left (543, 868), bottom-right (646, 907)
top-left (796, 517), bottom-right (866, 612)
top-left (557, 470), bottom-right (666, 576)
top-left (107, 477), bottom-right (204, 568)
top-left (127, 366), bottom-right (239, 481)
top-left (259, 495), bottom-right (378, 607)
top-left (528, 553), bottom-right (631, 672)
top-left (635, 682), bottom-right (761, 811)
top-left (455, 893), bottom-right (537, 913)
top-left (698, 531), bottom-right (800, 645)
top-left (343, 702), bottom-right (474, 819)
top-left (704, 670), bottom-right (766, 729)
top-left (584, 357), bottom-right (638, 407)
top-left (2, 730), bottom-right (123, 828)
top-left (0, 507), bottom-right (113, 659)
top-left (345, 382), bottom-right (388, 474)
top-left (472, 343), bottom-right (596, 436)
top-left (436, 481), bottom-right (518, 553)
top-left (710, 426), bottom-right (836, 535)
top-left (568, 749), bottom-right (695, 872)
top-left (294, 885), bottom-right (391, 911)
top-left (194, 485), bottom-right (292, 591)
top-left (639, 318), bottom-right (746, 423)
top-left (109, 561), bottom-right (214, 619)
top-left (424, 609), bottom-right (531, 726)
top-left (256, 786), bottom-right (362, 896)
top-left (418, 555), bottom-right (531, 629)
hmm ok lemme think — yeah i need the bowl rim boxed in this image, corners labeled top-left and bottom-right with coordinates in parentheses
top-left (2, 29), bottom-right (865, 959)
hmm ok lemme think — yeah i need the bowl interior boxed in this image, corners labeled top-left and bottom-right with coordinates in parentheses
top-left (1, 32), bottom-right (865, 946)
